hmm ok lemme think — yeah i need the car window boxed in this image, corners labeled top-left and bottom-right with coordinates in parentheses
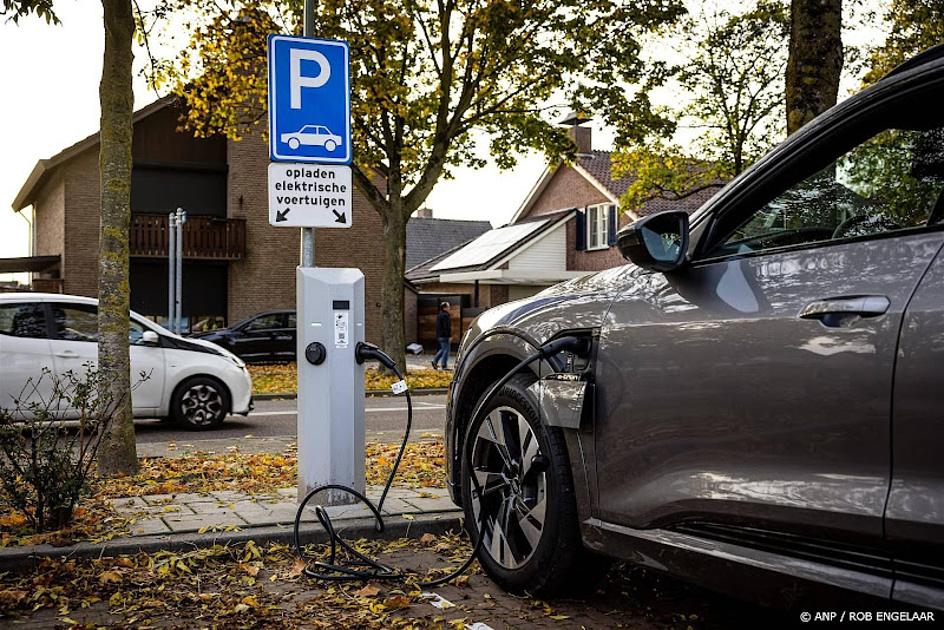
top-left (286, 313), bottom-right (296, 328)
top-left (51, 303), bottom-right (98, 342)
top-left (0, 303), bottom-right (47, 338)
top-left (709, 125), bottom-right (944, 258)
top-left (244, 314), bottom-right (284, 331)
top-left (51, 303), bottom-right (148, 344)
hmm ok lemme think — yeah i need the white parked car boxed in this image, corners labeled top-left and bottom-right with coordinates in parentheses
top-left (280, 124), bottom-right (343, 152)
top-left (0, 293), bottom-right (253, 430)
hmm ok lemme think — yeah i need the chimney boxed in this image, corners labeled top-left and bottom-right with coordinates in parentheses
top-left (414, 207), bottom-right (433, 218)
top-left (560, 111), bottom-right (592, 156)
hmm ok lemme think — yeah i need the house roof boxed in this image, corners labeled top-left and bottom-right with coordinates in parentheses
top-left (407, 209), bottom-right (575, 283)
top-left (406, 217), bottom-right (492, 270)
top-left (12, 96), bottom-right (176, 212)
top-left (576, 151), bottom-right (632, 198)
top-left (510, 150), bottom-right (723, 224)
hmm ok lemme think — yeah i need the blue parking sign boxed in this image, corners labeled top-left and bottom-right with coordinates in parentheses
top-left (268, 35), bottom-right (351, 164)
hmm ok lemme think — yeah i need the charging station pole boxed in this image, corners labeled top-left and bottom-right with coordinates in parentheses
top-left (267, 13), bottom-right (363, 505)
top-left (296, 268), bottom-right (365, 504)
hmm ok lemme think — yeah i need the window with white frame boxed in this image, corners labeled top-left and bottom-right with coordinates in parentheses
top-left (586, 204), bottom-right (613, 250)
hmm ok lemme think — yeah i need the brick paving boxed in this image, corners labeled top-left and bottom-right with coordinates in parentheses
top-left (9, 542), bottom-right (784, 629)
top-left (110, 485), bottom-right (457, 536)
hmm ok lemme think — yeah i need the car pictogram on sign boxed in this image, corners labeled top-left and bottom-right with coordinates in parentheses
top-left (281, 125), bottom-right (343, 152)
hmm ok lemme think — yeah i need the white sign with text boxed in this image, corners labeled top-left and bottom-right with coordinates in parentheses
top-left (267, 163), bottom-right (353, 228)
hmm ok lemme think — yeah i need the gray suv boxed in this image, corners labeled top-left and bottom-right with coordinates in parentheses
top-left (445, 46), bottom-right (944, 611)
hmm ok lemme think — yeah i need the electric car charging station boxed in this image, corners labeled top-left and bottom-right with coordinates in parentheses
top-left (267, 17), bottom-right (486, 584)
top-left (294, 267), bottom-right (365, 504)
top-left (267, 24), bottom-right (363, 506)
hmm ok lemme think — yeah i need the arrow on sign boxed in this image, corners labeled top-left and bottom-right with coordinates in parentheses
top-left (333, 210), bottom-right (347, 224)
top-left (276, 208), bottom-right (290, 222)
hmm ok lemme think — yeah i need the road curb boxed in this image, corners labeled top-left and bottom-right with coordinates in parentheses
top-left (254, 387), bottom-right (449, 400)
top-left (0, 511), bottom-right (463, 573)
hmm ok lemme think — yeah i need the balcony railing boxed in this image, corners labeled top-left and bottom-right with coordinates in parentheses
top-left (130, 213), bottom-right (246, 261)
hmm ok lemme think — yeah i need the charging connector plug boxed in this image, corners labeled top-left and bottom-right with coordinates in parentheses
top-left (355, 341), bottom-right (398, 371)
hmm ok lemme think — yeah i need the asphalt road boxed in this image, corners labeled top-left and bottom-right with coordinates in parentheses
top-left (133, 394), bottom-right (447, 457)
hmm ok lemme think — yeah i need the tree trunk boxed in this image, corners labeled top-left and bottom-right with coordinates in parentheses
top-left (379, 205), bottom-right (408, 374)
top-left (786, 0), bottom-right (843, 135)
top-left (97, 0), bottom-right (138, 475)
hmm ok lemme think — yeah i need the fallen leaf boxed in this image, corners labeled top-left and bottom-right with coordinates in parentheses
top-left (354, 584), bottom-right (381, 598)
top-left (289, 558), bottom-right (307, 577)
top-left (383, 595), bottom-right (411, 610)
top-left (98, 570), bottom-right (123, 584)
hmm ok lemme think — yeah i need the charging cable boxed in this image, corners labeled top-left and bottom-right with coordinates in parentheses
top-left (292, 336), bottom-right (587, 586)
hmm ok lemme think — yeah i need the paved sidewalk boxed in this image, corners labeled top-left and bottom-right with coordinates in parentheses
top-left (405, 352), bottom-right (454, 372)
top-left (112, 485), bottom-right (456, 536)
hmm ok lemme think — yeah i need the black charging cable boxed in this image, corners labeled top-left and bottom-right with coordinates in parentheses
top-left (292, 336), bottom-right (587, 586)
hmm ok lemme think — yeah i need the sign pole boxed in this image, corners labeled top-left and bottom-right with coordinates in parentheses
top-left (175, 208), bottom-right (186, 334)
top-left (167, 211), bottom-right (176, 333)
top-left (301, 0), bottom-right (316, 268)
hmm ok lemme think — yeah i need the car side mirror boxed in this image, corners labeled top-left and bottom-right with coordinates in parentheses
top-left (616, 210), bottom-right (690, 272)
top-left (141, 330), bottom-right (160, 345)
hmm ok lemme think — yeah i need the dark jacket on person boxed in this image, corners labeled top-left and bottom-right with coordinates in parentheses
top-left (435, 310), bottom-right (452, 339)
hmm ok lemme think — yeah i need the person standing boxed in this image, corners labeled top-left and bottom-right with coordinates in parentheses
top-left (432, 301), bottom-right (452, 370)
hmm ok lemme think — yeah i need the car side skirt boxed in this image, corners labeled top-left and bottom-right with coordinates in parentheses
top-left (581, 517), bottom-right (902, 610)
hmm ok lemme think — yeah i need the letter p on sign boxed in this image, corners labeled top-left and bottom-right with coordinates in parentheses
top-left (290, 49), bottom-right (331, 109)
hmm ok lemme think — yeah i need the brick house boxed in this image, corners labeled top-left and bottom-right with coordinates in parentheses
top-left (10, 97), bottom-right (390, 342)
top-left (407, 116), bottom-right (721, 331)
top-left (402, 212), bottom-right (492, 346)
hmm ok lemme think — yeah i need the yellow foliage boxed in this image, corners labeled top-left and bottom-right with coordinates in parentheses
top-left (248, 363), bottom-right (452, 395)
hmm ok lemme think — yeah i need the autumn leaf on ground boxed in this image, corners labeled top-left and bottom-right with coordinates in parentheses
top-left (98, 570), bottom-right (122, 584)
top-left (354, 584), bottom-right (381, 598)
top-left (247, 362), bottom-right (452, 395)
top-left (288, 558), bottom-right (307, 577)
top-left (383, 595), bottom-right (411, 610)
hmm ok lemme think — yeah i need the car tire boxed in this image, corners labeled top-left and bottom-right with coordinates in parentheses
top-left (460, 373), bottom-right (608, 595)
top-left (171, 376), bottom-right (230, 431)
top-left (288, 137), bottom-right (300, 150)
top-left (325, 139), bottom-right (337, 152)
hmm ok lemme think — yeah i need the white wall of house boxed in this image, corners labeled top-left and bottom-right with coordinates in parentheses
top-left (507, 224), bottom-right (566, 272)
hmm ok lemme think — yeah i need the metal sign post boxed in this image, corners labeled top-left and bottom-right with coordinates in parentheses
top-left (166, 207), bottom-right (186, 334)
top-left (302, 0), bottom-right (315, 267)
top-left (174, 208), bottom-right (186, 334)
top-left (167, 210), bottom-right (176, 332)
top-left (268, 4), bottom-right (363, 505)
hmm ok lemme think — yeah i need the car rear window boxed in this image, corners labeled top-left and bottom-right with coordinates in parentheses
top-left (0, 303), bottom-right (47, 338)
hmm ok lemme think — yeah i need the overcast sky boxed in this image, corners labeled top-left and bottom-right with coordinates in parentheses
top-left (0, 1), bottom-right (882, 282)
top-left (0, 3), bottom-right (556, 283)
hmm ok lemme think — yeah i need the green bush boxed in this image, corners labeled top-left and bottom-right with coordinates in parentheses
top-left (0, 366), bottom-right (134, 531)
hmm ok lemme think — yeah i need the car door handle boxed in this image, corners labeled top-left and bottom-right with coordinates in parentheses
top-left (799, 296), bottom-right (890, 324)
top-left (55, 350), bottom-right (80, 358)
